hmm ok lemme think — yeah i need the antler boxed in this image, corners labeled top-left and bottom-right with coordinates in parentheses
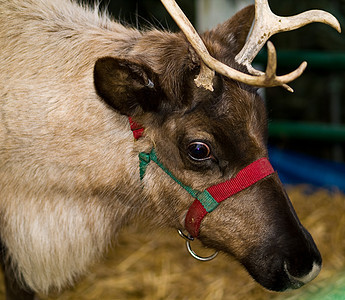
top-left (160, 0), bottom-right (341, 92)
top-left (235, 0), bottom-right (342, 82)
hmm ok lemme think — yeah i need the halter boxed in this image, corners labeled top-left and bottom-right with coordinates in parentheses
top-left (129, 117), bottom-right (275, 260)
top-left (139, 148), bottom-right (275, 238)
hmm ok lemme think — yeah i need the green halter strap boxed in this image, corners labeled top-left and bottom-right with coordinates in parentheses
top-left (139, 148), bottom-right (219, 213)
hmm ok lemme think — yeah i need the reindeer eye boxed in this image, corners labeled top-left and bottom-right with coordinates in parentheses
top-left (188, 142), bottom-right (211, 161)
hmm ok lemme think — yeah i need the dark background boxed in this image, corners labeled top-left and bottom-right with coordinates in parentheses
top-left (81, 0), bottom-right (195, 30)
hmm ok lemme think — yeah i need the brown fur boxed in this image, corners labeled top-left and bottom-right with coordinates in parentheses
top-left (0, 0), bottom-right (320, 298)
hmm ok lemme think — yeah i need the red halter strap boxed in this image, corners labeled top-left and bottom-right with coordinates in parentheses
top-left (128, 117), bottom-right (145, 140)
top-left (185, 157), bottom-right (275, 238)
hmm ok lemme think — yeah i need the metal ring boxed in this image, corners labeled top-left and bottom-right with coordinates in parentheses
top-left (177, 229), bottom-right (194, 241)
top-left (177, 230), bottom-right (218, 262)
top-left (186, 240), bottom-right (219, 261)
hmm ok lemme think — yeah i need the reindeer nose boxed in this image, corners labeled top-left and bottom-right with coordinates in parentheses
top-left (284, 261), bottom-right (321, 289)
top-left (282, 227), bottom-right (322, 290)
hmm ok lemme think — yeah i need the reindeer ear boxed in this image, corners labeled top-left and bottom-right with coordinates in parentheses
top-left (202, 5), bottom-right (255, 59)
top-left (94, 57), bottom-right (163, 116)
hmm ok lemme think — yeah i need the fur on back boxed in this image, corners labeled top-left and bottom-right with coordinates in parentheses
top-left (0, 0), bottom-right (147, 293)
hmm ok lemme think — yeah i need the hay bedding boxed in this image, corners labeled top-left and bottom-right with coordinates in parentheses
top-left (0, 187), bottom-right (345, 300)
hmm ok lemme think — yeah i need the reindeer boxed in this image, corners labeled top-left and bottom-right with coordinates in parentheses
top-left (0, 0), bottom-right (341, 299)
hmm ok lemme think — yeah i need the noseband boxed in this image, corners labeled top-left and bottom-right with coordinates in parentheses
top-left (129, 117), bottom-right (275, 261)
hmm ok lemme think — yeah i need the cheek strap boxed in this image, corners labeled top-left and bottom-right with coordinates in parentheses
top-left (139, 149), bottom-right (275, 238)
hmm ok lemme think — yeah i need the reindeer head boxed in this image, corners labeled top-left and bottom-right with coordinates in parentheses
top-left (93, 1), bottom-right (340, 291)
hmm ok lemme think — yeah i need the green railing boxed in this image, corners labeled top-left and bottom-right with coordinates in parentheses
top-left (255, 50), bottom-right (345, 70)
top-left (256, 50), bottom-right (344, 161)
top-left (257, 50), bottom-right (345, 145)
top-left (269, 121), bottom-right (345, 142)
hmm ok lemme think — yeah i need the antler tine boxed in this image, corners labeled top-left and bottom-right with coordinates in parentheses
top-left (264, 41), bottom-right (307, 92)
top-left (235, 0), bottom-right (341, 75)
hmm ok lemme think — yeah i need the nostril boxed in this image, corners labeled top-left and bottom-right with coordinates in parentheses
top-left (284, 261), bottom-right (321, 288)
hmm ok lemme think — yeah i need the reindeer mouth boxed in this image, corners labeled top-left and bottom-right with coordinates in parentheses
top-left (284, 261), bottom-right (321, 290)
top-left (241, 243), bottom-right (322, 292)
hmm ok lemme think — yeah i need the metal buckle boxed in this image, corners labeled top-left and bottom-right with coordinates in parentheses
top-left (177, 230), bottom-right (218, 262)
